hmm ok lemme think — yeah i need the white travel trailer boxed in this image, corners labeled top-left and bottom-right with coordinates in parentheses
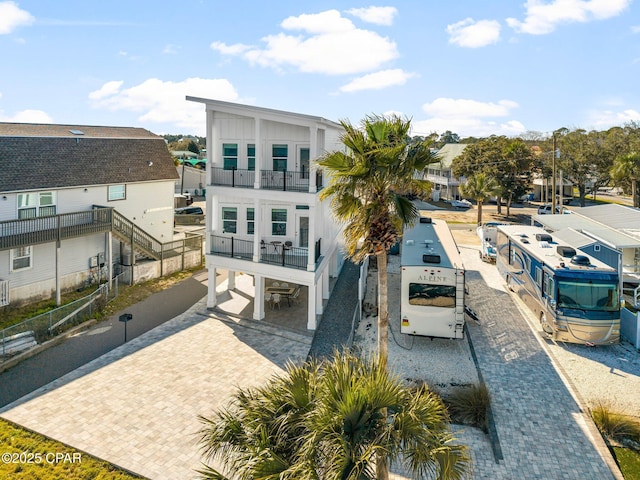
top-left (400, 217), bottom-right (465, 338)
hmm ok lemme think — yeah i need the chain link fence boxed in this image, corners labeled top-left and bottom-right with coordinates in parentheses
top-left (1, 273), bottom-right (125, 359)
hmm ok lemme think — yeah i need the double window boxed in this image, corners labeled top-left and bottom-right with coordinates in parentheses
top-left (223, 143), bottom-right (238, 170)
top-left (247, 144), bottom-right (255, 171)
top-left (108, 185), bottom-right (126, 201)
top-left (271, 208), bottom-right (287, 236)
top-left (18, 192), bottom-right (57, 218)
top-left (11, 246), bottom-right (32, 271)
top-left (272, 144), bottom-right (288, 172)
top-left (247, 208), bottom-right (254, 235)
top-left (222, 207), bottom-right (238, 234)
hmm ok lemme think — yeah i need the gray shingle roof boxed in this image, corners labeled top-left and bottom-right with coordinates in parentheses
top-left (0, 123), bottom-right (178, 192)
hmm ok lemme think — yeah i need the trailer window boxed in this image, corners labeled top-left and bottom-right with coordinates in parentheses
top-left (408, 284), bottom-right (456, 308)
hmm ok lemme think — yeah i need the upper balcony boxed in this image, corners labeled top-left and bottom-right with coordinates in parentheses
top-left (211, 168), bottom-right (323, 193)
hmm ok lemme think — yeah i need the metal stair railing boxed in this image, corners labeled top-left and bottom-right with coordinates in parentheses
top-left (110, 209), bottom-right (163, 260)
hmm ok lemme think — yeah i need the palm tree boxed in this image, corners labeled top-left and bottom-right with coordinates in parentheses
top-left (460, 173), bottom-right (498, 224)
top-left (197, 351), bottom-right (471, 480)
top-left (611, 152), bottom-right (640, 207)
top-left (317, 114), bottom-right (434, 370)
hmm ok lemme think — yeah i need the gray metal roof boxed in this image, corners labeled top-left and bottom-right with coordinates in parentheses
top-left (571, 204), bottom-right (640, 231)
top-left (430, 143), bottom-right (468, 169)
top-left (551, 228), bottom-right (596, 248)
top-left (533, 214), bottom-right (640, 249)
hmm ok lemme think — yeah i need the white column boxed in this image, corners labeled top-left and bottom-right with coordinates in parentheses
top-left (106, 231), bottom-right (113, 290)
top-left (254, 116), bottom-right (262, 189)
top-left (307, 283), bottom-right (317, 330)
top-left (254, 275), bottom-right (265, 320)
top-left (322, 267), bottom-right (330, 299)
top-left (309, 125), bottom-right (318, 193)
top-left (207, 108), bottom-right (215, 183)
top-left (307, 205), bottom-right (316, 271)
top-left (316, 277), bottom-right (324, 315)
top-left (253, 197), bottom-right (261, 262)
top-left (207, 266), bottom-right (217, 308)
top-left (228, 270), bottom-right (236, 290)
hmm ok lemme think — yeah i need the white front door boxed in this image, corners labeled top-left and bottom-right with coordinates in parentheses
top-left (296, 214), bottom-right (309, 248)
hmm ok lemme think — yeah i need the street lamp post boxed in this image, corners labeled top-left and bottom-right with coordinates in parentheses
top-left (552, 134), bottom-right (557, 215)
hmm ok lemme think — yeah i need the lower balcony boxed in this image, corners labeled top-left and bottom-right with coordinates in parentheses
top-left (209, 235), bottom-right (321, 271)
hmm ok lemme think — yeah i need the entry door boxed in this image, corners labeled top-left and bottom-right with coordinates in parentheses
top-left (296, 214), bottom-right (309, 248)
top-left (299, 147), bottom-right (310, 178)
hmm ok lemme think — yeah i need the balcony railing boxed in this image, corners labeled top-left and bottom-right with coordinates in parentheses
top-left (210, 234), bottom-right (321, 271)
top-left (0, 208), bottom-right (113, 251)
top-left (211, 168), bottom-right (323, 192)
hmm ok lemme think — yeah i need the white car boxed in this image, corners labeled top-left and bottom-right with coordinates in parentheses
top-left (452, 199), bottom-right (472, 209)
top-left (537, 204), bottom-right (570, 215)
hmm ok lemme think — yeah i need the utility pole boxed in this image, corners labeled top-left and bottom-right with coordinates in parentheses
top-left (551, 133), bottom-right (557, 215)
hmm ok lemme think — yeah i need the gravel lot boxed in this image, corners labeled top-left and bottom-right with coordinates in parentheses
top-left (354, 227), bottom-right (640, 419)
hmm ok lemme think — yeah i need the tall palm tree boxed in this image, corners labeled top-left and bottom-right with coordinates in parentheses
top-left (611, 152), bottom-right (640, 208)
top-left (460, 173), bottom-right (498, 224)
top-left (317, 114), bottom-right (434, 370)
top-left (197, 351), bottom-right (471, 480)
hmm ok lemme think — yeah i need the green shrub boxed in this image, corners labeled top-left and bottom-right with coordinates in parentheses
top-left (445, 383), bottom-right (491, 433)
top-left (590, 400), bottom-right (640, 445)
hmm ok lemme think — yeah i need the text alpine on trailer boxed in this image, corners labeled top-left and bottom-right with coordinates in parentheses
top-left (400, 217), bottom-right (465, 339)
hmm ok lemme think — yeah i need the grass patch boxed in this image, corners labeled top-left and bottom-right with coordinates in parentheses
top-left (443, 383), bottom-right (491, 433)
top-left (613, 447), bottom-right (640, 480)
top-left (0, 267), bottom-right (204, 332)
top-left (0, 418), bottom-right (141, 479)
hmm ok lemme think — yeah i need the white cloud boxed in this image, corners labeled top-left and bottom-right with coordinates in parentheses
top-left (88, 77), bottom-right (242, 135)
top-left (422, 98), bottom-right (519, 118)
top-left (345, 6), bottom-right (398, 26)
top-left (586, 108), bottom-right (640, 128)
top-left (0, 1), bottom-right (34, 34)
top-left (447, 18), bottom-right (501, 48)
top-left (632, 25), bottom-right (640, 33)
top-left (339, 69), bottom-right (416, 92)
top-left (162, 44), bottom-right (179, 55)
top-left (210, 41), bottom-right (253, 55)
top-left (211, 9), bottom-right (398, 75)
top-left (88, 80), bottom-right (124, 100)
top-left (413, 97), bottom-right (524, 137)
top-left (507, 0), bottom-right (632, 35)
top-left (0, 109), bottom-right (53, 123)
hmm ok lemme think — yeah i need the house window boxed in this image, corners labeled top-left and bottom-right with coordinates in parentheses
top-left (108, 185), bottom-right (126, 201)
top-left (222, 207), bottom-right (237, 234)
top-left (271, 208), bottom-right (287, 236)
top-left (247, 144), bottom-right (255, 171)
top-left (247, 208), bottom-right (254, 235)
top-left (11, 246), bottom-right (32, 271)
top-left (223, 143), bottom-right (238, 170)
top-left (272, 144), bottom-right (287, 172)
top-left (17, 192), bottom-right (56, 218)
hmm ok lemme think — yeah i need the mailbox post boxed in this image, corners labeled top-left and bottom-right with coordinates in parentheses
top-left (119, 313), bottom-right (133, 342)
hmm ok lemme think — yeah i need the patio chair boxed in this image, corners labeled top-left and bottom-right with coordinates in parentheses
top-left (271, 293), bottom-right (281, 310)
top-left (265, 293), bottom-right (272, 306)
top-left (284, 240), bottom-right (293, 250)
top-left (272, 281), bottom-right (280, 288)
top-left (281, 282), bottom-right (289, 288)
top-left (290, 287), bottom-right (301, 305)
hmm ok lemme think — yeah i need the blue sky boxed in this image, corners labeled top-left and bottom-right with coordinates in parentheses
top-left (1, 0), bottom-right (639, 138)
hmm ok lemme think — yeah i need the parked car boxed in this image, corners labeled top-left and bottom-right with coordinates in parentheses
top-left (452, 199), bottom-right (472, 209)
top-left (537, 204), bottom-right (570, 215)
top-left (175, 206), bottom-right (203, 215)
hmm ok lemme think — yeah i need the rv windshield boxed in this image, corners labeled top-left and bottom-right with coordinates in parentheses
top-left (557, 280), bottom-right (619, 312)
top-left (408, 284), bottom-right (456, 308)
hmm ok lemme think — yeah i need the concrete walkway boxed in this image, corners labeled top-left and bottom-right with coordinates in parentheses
top-left (0, 250), bottom-right (623, 479)
top-left (0, 292), bottom-right (312, 479)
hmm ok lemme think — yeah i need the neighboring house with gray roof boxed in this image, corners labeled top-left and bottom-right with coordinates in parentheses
top-left (0, 123), bottom-right (180, 307)
top-left (425, 143), bottom-right (467, 201)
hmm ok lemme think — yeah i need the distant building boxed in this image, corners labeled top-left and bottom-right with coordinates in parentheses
top-left (425, 144), bottom-right (467, 201)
